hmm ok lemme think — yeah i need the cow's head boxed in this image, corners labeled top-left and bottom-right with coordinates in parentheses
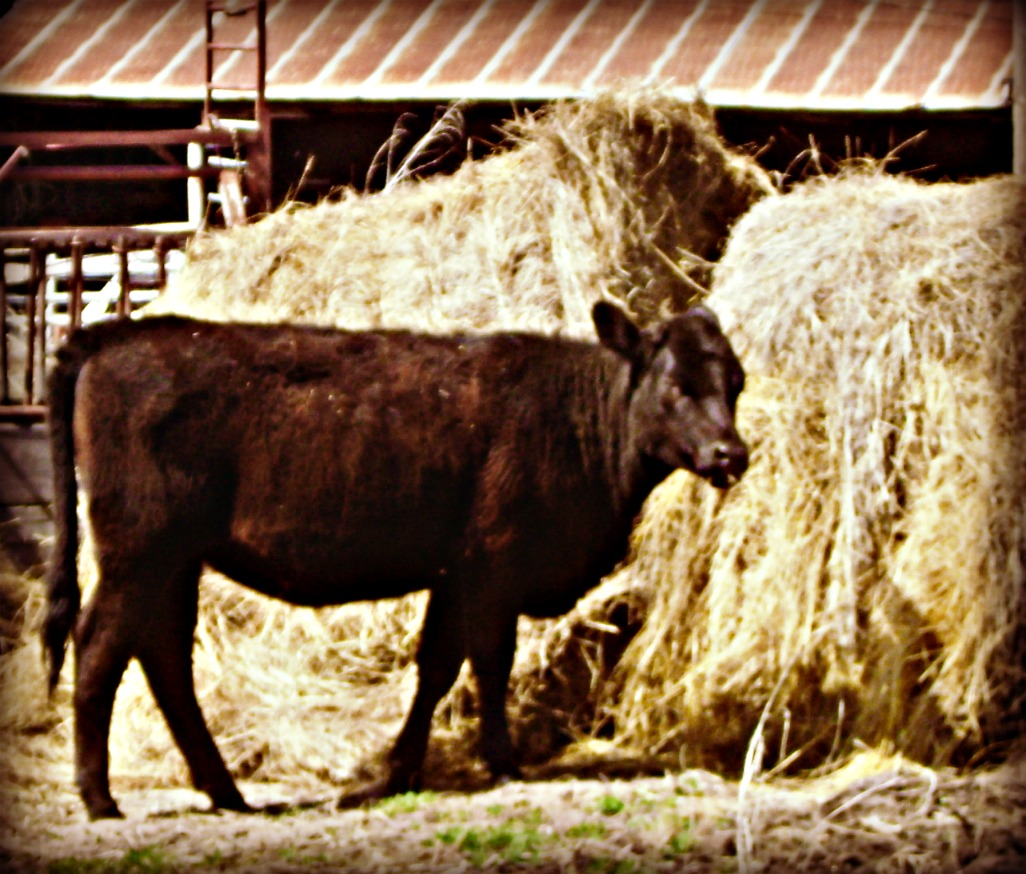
top-left (594, 301), bottom-right (749, 489)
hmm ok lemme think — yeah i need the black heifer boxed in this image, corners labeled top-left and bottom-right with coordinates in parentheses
top-left (43, 302), bottom-right (748, 819)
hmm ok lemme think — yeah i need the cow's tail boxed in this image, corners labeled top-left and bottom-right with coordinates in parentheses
top-left (42, 327), bottom-right (99, 695)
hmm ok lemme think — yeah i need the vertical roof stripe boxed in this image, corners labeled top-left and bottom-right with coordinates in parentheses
top-left (647, 0), bottom-right (712, 85)
top-left (43, 0), bottom-right (137, 86)
top-left (867, 0), bottom-right (934, 97)
top-left (418, 0), bottom-right (498, 86)
top-left (985, 49), bottom-right (1014, 101)
top-left (698, 0), bottom-right (768, 92)
top-left (97, 0), bottom-right (189, 85)
top-left (152, 23), bottom-right (207, 86)
top-left (312, 0), bottom-right (394, 86)
top-left (809, 0), bottom-right (878, 98)
top-left (365, 0), bottom-right (445, 87)
top-left (0, 0), bottom-right (87, 81)
top-left (581, 0), bottom-right (656, 91)
top-left (922, 1), bottom-right (989, 104)
top-left (472, 0), bottom-right (549, 85)
top-left (267, 0), bottom-right (343, 83)
top-left (527, 0), bottom-right (603, 87)
top-left (752, 0), bottom-right (822, 95)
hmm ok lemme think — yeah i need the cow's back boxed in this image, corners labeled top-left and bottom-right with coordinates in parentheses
top-left (73, 318), bottom-right (630, 609)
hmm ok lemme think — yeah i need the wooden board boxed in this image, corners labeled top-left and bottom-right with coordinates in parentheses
top-left (0, 423), bottom-right (53, 573)
top-left (0, 423), bottom-right (52, 504)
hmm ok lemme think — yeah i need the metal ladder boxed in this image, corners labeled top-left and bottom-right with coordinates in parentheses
top-left (196, 0), bottom-right (271, 225)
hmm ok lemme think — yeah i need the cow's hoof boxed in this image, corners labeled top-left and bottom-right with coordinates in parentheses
top-left (336, 779), bottom-right (390, 810)
top-left (210, 793), bottom-right (254, 814)
top-left (336, 773), bottom-right (419, 809)
top-left (487, 761), bottom-right (523, 784)
top-left (86, 800), bottom-right (124, 820)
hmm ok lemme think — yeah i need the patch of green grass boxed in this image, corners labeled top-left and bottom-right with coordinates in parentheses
top-left (437, 812), bottom-right (552, 867)
top-left (665, 819), bottom-right (696, 856)
top-left (48, 846), bottom-right (173, 874)
top-left (373, 790), bottom-right (439, 815)
top-left (566, 820), bottom-right (608, 839)
top-left (584, 859), bottom-right (650, 874)
top-left (436, 825), bottom-right (463, 845)
top-left (200, 849), bottom-right (223, 867)
top-left (520, 805), bottom-right (545, 826)
top-left (277, 847), bottom-right (329, 865)
top-left (675, 776), bottom-right (702, 795)
top-left (596, 794), bottom-right (626, 816)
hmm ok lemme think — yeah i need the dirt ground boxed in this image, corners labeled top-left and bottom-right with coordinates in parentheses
top-left (3, 747), bottom-right (1026, 873)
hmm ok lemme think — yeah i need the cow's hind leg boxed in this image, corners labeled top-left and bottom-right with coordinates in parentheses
top-left (135, 562), bottom-right (250, 813)
top-left (74, 591), bottom-right (133, 819)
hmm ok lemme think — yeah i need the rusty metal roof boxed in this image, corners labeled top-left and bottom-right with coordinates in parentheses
top-left (0, 0), bottom-right (1014, 111)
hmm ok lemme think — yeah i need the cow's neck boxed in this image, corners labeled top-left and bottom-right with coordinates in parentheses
top-left (592, 355), bottom-right (665, 524)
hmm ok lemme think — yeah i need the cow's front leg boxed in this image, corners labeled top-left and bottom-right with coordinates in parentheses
top-left (384, 587), bottom-right (466, 795)
top-left (466, 606), bottom-right (521, 782)
top-left (136, 564), bottom-right (251, 814)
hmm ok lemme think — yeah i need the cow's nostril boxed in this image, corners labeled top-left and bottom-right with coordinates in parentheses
top-left (713, 441), bottom-right (749, 473)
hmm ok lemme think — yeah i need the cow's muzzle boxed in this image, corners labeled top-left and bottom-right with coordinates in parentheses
top-left (699, 440), bottom-right (749, 489)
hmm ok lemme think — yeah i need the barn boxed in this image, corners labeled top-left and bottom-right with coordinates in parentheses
top-left (0, 0), bottom-right (1015, 224)
top-left (1, 2), bottom-right (1025, 870)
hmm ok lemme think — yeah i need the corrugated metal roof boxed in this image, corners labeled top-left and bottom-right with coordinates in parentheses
top-left (0, 0), bottom-right (1014, 111)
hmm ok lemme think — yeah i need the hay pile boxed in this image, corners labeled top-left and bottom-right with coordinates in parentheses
top-left (603, 169), bottom-right (1026, 773)
top-left (149, 90), bottom-right (771, 334)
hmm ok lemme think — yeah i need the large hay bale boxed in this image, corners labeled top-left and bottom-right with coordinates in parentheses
top-left (601, 170), bottom-right (1026, 772)
top-left (149, 90), bottom-right (771, 334)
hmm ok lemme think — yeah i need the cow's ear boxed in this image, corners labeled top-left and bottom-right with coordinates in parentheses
top-left (593, 301), bottom-right (642, 362)
top-left (688, 305), bottom-right (721, 328)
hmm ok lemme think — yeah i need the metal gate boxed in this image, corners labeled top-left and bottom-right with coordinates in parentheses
top-left (0, 0), bottom-right (269, 425)
top-left (0, 228), bottom-right (192, 421)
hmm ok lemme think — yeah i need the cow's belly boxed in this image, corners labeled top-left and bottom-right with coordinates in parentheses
top-left (206, 536), bottom-right (447, 606)
top-left (210, 488), bottom-right (465, 606)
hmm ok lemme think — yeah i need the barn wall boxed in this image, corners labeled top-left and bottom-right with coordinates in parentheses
top-left (0, 95), bottom-right (1012, 228)
top-left (717, 107), bottom-right (1013, 182)
top-left (0, 97), bottom-right (200, 227)
top-left (273, 101), bottom-right (1012, 201)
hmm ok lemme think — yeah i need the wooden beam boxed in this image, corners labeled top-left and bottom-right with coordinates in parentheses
top-left (7, 164), bottom-right (221, 182)
top-left (0, 128), bottom-right (249, 150)
top-left (0, 406), bottom-right (46, 422)
top-left (1015, 0), bottom-right (1025, 175)
top-left (0, 227), bottom-right (193, 247)
top-left (0, 145), bottom-right (28, 183)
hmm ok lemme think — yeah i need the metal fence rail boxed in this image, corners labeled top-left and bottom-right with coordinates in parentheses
top-left (0, 227), bottom-right (192, 422)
